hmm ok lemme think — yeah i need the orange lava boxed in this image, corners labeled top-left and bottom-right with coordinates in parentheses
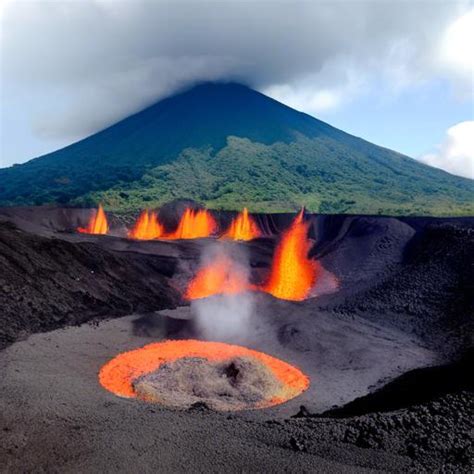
top-left (185, 254), bottom-right (249, 299)
top-left (165, 208), bottom-right (217, 239)
top-left (99, 340), bottom-right (309, 407)
top-left (77, 204), bottom-right (109, 235)
top-left (222, 208), bottom-right (261, 241)
top-left (261, 209), bottom-right (318, 301)
top-left (128, 210), bottom-right (165, 240)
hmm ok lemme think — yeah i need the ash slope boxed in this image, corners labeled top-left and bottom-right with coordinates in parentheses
top-left (1, 82), bottom-right (472, 215)
top-left (0, 221), bottom-right (180, 350)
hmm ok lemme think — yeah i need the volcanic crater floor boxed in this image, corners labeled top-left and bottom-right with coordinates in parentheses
top-left (0, 311), bottom-right (424, 470)
top-left (0, 307), bottom-right (470, 472)
top-left (0, 304), bottom-right (436, 416)
top-left (1, 210), bottom-right (473, 472)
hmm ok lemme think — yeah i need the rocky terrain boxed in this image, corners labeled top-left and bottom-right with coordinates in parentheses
top-left (0, 207), bottom-right (472, 472)
top-left (0, 221), bottom-right (180, 350)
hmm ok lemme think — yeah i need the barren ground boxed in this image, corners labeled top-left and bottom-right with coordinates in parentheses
top-left (0, 207), bottom-right (472, 472)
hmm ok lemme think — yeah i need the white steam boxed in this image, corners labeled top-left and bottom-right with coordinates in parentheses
top-left (190, 242), bottom-right (255, 342)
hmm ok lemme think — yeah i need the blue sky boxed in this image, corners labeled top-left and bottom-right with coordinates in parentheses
top-left (316, 79), bottom-right (473, 158)
top-left (1, 1), bottom-right (473, 178)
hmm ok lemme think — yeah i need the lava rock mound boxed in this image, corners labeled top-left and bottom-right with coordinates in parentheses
top-left (132, 356), bottom-right (283, 411)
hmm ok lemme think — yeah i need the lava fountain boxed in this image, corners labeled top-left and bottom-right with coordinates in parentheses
top-left (77, 204), bottom-right (109, 235)
top-left (128, 210), bottom-right (165, 240)
top-left (99, 340), bottom-right (309, 410)
top-left (261, 209), bottom-right (319, 301)
top-left (165, 208), bottom-right (217, 239)
top-left (222, 208), bottom-right (261, 241)
top-left (185, 254), bottom-right (249, 300)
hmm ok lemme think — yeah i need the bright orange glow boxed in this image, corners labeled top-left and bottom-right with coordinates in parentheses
top-left (261, 209), bottom-right (318, 301)
top-left (128, 210), bottom-right (164, 240)
top-left (99, 340), bottom-right (309, 408)
top-left (165, 208), bottom-right (217, 239)
top-left (77, 204), bottom-right (109, 235)
top-left (222, 208), bottom-right (261, 241)
top-left (185, 254), bottom-right (249, 299)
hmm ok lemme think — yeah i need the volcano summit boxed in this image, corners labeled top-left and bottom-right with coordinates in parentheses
top-left (1, 82), bottom-right (472, 215)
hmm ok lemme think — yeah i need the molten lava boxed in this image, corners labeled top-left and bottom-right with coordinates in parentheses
top-left (165, 208), bottom-right (217, 239)
top-left (222, 208), bottom-right (261, 241)
top-left (185, 254), bottom-right (249, 299)
top-left (262, 209), bottom-right (318, 301)
top-left (128, 210), bottom-right (164, 240)
top-left (99, 340), bottom-right (309, 409)
top-left (77, 204), bottom-right (109, 235)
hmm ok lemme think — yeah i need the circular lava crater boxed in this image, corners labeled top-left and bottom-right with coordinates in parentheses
top-left (99, 340), bottom-right (309, 411)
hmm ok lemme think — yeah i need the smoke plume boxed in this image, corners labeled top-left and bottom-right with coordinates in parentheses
top-left (190, 242), bottom-right (255, 342)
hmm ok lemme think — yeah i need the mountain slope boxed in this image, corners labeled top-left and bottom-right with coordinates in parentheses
top-left (1, 82), bottom-right (472, 215)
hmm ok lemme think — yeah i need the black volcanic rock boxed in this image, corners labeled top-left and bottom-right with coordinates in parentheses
top-left (0, 221), bottom-right (180, 349)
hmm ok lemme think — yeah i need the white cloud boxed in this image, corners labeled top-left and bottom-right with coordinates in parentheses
top-left (2, 1), bottom-right (471, 138)
top-left (419, 121), bottom-right (474, 179)
top-left (31, 55), bottom-right (241, 140)
top-left (1, 1), bottom-right (473, 167)
top-left (439, 8), bottom-right (474, 95)
top-left (265, 85), bottom-right (343, 114)
top-left (264, 60), bottom-right (367, 115)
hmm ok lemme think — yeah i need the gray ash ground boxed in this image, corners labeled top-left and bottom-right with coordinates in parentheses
top-left (0, 207), bottom-right (472, 472)
top-left (132, 356), bottom-right (283, 410)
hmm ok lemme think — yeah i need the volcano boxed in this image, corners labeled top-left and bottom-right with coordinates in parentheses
top-left (1, 82), bottom-right (472, 215)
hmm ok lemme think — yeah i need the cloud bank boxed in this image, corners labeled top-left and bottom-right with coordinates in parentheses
top-left (419, 121), bottom-right (474, 179)
top-left (2, 0), bottom-right (472, 143)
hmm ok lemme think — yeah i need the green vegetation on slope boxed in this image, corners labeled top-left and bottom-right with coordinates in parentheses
top-left (73, 136), bottom-right (474, 216)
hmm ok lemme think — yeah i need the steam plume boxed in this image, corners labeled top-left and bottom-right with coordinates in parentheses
top-left (190, 242), bottom-right (255, 342)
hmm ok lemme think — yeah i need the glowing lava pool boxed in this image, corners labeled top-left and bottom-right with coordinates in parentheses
top-left (99, 340), bottom-right (309, 411)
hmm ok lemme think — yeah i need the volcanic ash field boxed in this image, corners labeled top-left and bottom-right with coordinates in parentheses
top-left (0, 205), bottom-right (473, 472)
